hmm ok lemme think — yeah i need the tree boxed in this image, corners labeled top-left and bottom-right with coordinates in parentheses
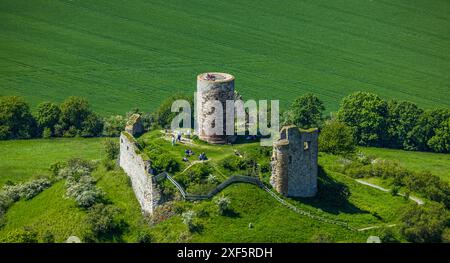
top-left (0, 96), bottom-right (37, 139)
top-left (319, 119), bottom-right (356, 156)
top-left (35, 102), bottom-right (60, 136)
top-left (152, 94), bottom-right (194, 129)
top-left (427, 117), bottom-right (450, 153)
top-left (386, 100), bottom-right (423, 149)
top-left (337, 92), bottom-right (388, 146)
top-left (409, 109), bottom-right (450, 152)
top-left (59, 96), bottom-right (92, 131)
top-left (103, 139), bottom-right (119, 160)
top-left (400, 203), bottom-right (449, 243)
top-left (282, 94), bottom-right (325, 129)
top-left (103, 115), bottom-right (126, 137)
top-left (81, 113), bottom-right (103, 137)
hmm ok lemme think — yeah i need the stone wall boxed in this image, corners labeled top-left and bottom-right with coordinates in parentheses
top-left (270, 126), bottom-right (318, 197)
top-left (119, 132), bottom-right (160, 214)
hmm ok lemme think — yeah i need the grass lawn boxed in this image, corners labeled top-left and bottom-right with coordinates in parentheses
top-left (0, 138), bottom-right (106, 187)
top-left (360, 147), bottom-right (450, 182)
top-left (1, 0), bottom-right (449, 115)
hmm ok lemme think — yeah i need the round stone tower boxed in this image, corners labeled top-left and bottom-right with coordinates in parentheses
top-left (196, 72), bottom-right (235, 144)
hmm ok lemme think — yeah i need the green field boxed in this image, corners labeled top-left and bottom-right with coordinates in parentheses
top-left (1, 0), bottom-right (449, 115)
top-left (0, 138), bottom-right (105, 187)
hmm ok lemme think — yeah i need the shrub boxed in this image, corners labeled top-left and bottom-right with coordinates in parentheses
top-left (178, 163), bottom-right (212, 188)
top-left (86, 203), bottom-right (123, 236)
top-left (0, 227), bottom-right (38, 243)
top-left (104, 139), bottom-right (120, 160)
top-left (103, 115), bottom-right (126, 137)
top-left (400, 203), bottom-right (449, 243)
top-left (319, 119), bottom-right (356, 156)
top-left (379, 227), bottom-right (399, 243)
top-left (42, 127), bottom-right (52, 138)
top-left (181, 210), bottom-right (196, 232)
top-left (41, 231), bottom-right (55, 243)
top-left (66, 175), bottom-right (104, 208)
top-left (136, 232), bottom-right (153, 243)
top-left (390, 185), bottom-right (400, 196)
top-left (215, 196), bottom-right (231, 215)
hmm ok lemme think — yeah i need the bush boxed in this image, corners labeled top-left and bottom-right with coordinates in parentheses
top-left (62, 158), bottom-right (103, 208)
top-left (400, 203), bottom-right (449, 243)
top-left (390, 185), bottom-right (400, 196)
top-left (178, 163), bottom-right (212, 188)
top-left (66, 175), bottom-right (104, 208)
top-left (136, 232), bottom-right (153, 243)
top-left (215, 196), bottom-right (231, 215)
top-left (379, 227), bottom-right (399, 243)
top-left (149, 153), bottom-right (180, 174)
top-left (104, 139), bottom-right (120, 160)
top-left (103, 115), bottom-right (126, 137)
top-left (86, 203), bottom-right (123, 236)
top-left (181, 210), bottom-right (196, 232)
top-left (0, 227), bottom-right (38, 243)
top-left (319, 119), bottom-right (356, 156)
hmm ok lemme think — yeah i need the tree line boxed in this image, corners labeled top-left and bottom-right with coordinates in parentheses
top-left (282, 91), bottom-right (450, 153)
top-left (1, 92), bottom-right (449, 153)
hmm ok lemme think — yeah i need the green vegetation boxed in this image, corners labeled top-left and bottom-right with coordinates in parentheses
top-left (1, 0), bottom-right (449, 115)
top-left (0, 133), bottom-right (449, 242)
top-left (360, 147), bottom-right (450, 182)
top-left (0, 137), bottom-right (105, 187)
top-left (319, 119), bottom-right (356, 156)
top-left (282, 94), bottom-right (325, 128)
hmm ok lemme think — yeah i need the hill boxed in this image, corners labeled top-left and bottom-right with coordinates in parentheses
top-left (1, 0), bottom-right (449, 115)
top-left (5, 135), bottom-right (450, 242)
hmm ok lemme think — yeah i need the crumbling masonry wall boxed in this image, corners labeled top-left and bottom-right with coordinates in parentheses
top-left (270, 126), bottom-right (318, 197)
top-left (119, 132), bottom-right (160, 214)
top-left (196, 72), bottom-right (236, 144)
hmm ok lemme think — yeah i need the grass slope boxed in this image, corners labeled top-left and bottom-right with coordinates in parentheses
top-left (1, 137), bottom-right (448, 242)
top-left (0, 138), bottom-right (105, 187)
top-left (1, 0), bottom-right (449, 115)
top-left (0, 181), bottom-right (89, 242)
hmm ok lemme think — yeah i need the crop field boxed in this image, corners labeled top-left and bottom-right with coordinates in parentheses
top-left (1, 0), bottom-right (449, 115)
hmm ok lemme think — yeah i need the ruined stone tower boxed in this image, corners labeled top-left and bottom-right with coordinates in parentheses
top-left (196, 72), bottom-right (236, 144)
top-left (270, 125), bottom-right (318, 197)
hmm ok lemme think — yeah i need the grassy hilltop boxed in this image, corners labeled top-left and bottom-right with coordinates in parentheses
top-left (1, 133), bottom-right (448, 242)
top-left (1, 0), bottom-right (449, 114)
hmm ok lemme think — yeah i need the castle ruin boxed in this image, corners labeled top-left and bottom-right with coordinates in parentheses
top-left (270, 125), bottom-right (318, 197)
top-left (196, 72), bottom-right (236, 144)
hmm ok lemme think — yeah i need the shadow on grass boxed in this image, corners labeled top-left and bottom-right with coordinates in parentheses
top-left (292, 166), bottom-right (370, 216)
top-left (222, 208), bottom-right (241, 218)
